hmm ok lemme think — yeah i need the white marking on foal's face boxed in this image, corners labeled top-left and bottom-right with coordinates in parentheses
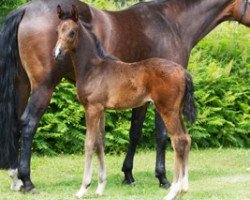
top-left (54, 43), bottom-right (61, 57)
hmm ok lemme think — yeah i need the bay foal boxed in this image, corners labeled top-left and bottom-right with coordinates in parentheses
top-left (54, 6), bottom-right (196, 200)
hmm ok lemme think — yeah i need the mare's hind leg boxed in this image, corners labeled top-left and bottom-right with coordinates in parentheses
top-left (95, 111), bottom-right (107, 196)
top-left (18, 82), bottom-right (59, 192)
top-left (160, 112), bottom-right (191, 200)
top-left (76, 104), bottom-right (104, 198)
top-left (155, 110), bottom-right (171, 189)
top-left (9, 71), bottom-right (30, 191)
top-left (122, 104), bottom-right (148, 185)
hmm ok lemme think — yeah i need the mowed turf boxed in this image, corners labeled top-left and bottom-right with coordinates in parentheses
top-left (0, 149), bottom-right (249, 200)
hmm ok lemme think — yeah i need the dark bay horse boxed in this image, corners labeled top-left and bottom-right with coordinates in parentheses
top-left (0, 0), bottom-right (250, 193)
top-left (54, 5), bottom-right (195, 199)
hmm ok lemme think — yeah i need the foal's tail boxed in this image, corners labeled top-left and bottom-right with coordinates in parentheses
top-left (182, 72), bottom-right (196, 124)
top-left (0, 8), bottom-right (25, 169)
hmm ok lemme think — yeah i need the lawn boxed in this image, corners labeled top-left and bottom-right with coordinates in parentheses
top-left (0, 149), bottom-right (249, 200)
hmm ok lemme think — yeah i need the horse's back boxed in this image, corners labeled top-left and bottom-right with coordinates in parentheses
top-left (99, 2), bottom-right (182, 64)
top-left (134, 58), bottom-right (185, 90)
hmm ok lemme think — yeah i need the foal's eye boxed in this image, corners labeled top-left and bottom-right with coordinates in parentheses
top-left (68, 30), bottom-right (76, 38)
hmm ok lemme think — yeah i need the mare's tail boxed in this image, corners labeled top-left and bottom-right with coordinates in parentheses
top-left (182, 72), bottom-right (196, 124)
top-left (0, 8), bottom-right (25, 169)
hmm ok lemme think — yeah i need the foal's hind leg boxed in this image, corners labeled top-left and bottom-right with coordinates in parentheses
top-left (160, 112), bottom-right (191, 200)
top-left (95, 111), bottom-right (107, 196)
top-left (76, 104), bottom-right (104, 198)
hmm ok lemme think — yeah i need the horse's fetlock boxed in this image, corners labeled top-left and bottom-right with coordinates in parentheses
top-left (18, 168), bottom-right (30, 180)
top-left (155, 165), bottom-right (165, 177)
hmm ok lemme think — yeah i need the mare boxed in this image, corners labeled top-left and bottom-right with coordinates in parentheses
top-left (0, 0), bottom-right (249, 193)
top-left (54, 5), bottom-right (195, 200)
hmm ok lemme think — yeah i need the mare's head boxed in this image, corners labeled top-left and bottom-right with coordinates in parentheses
top-left (54, 5), bottom-right (80, 61)
top-left (231, 0), bottom-right (250, 26)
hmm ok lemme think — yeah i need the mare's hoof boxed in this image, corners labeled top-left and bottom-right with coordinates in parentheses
top-left (160, 181), bottom-right (171, 189)
top-left (20, 186), bottom-right (38, 194)
top-left (122, 179), bottom-right (136, 186)
top-left (122, 171), bottom-right (136, 186)
top-left (30, 188), bottom-right (39, 194)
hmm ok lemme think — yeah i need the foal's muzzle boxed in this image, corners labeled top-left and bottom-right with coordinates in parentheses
top-left (53, 46), bottom-right (65, 61)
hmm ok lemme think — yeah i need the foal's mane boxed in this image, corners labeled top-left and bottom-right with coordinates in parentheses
top-left (85, 28), bottom-right (118, 61)
top-left (78, 20), bottom-right (117, 61)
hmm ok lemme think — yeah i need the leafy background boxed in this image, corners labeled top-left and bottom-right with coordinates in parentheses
top-left (0, 0), bottom-right (249, 155)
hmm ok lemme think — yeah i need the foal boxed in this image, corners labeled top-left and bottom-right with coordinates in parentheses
top-left (54, 5), bottom-right (196, 200)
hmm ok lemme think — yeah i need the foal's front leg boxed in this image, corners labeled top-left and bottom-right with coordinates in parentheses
top-left (95, 111), bottom-right (107, 196)
top-left (76, 105), bottom-right (103, 198)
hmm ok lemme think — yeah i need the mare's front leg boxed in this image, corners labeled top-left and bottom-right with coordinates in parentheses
top-left (76, 104), bottom-right (104, 198)
top-left (122, 104), bottom-right (148, 185)
top-left (18, 83), bottom-right (58, 192)
top-left (155, 110), bottom-right (171, 189)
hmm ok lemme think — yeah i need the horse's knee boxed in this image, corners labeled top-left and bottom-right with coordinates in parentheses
top-left (173, 134), bottom-right (191, 158)
top-left (20, 116), bottom-right (37, 139)
top-left (156, 131), bottom-right (167, 146)
top-left (85, 139), bottom-right (96, 153)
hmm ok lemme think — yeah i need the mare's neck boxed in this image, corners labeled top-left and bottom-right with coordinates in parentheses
top-left (166, 0), bottom-right (233, 49)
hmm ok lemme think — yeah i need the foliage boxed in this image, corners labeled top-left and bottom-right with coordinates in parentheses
top-left (187, 24), bottom-right (250, 148)
top-left (0, 1), bottom-right (249, 155)
top-left (0, 0), bottom-right (26, 24)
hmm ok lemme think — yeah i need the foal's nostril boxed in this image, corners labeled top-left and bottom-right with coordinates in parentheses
top-left (58, 49), bottom-right (62, 56)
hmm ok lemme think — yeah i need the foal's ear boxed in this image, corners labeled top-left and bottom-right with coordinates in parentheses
top-left (71, 5), bottom-right (79, 22)
top-left (57, 5), bottom-right (64, 19)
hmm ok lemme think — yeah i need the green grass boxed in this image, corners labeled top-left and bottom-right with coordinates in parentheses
top-left (0, 149), bottom-right (249, 200)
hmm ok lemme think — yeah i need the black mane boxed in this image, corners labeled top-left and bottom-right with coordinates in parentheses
top-left (88, 31), bottom-right (118, 61)
top-left (61, 12), bottom-right (117, 61)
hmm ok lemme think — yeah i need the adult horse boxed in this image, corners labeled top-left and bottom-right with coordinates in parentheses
top-left (0, 0), bottom-right (249, 193)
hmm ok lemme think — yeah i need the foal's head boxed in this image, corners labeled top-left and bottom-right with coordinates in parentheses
top-left (54, 5), bottom-right (80, 61)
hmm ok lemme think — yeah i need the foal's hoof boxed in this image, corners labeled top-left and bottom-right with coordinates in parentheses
top-left (160, 181), bottom-right (171, 189)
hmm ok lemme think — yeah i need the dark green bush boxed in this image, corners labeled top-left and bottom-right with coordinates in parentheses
top-left (1, 1), bottom-right (249, 155)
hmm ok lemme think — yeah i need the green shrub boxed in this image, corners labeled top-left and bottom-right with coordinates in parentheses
top-left (1, 1), bottom-right (249, 155)
top-left (188, 24), bottom-right (250, 148)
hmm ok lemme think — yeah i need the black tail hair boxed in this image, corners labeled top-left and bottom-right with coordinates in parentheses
top-left (182, 72), bottom-right (196, 124)
top-left (0, 8), bottom-right (25, 169)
